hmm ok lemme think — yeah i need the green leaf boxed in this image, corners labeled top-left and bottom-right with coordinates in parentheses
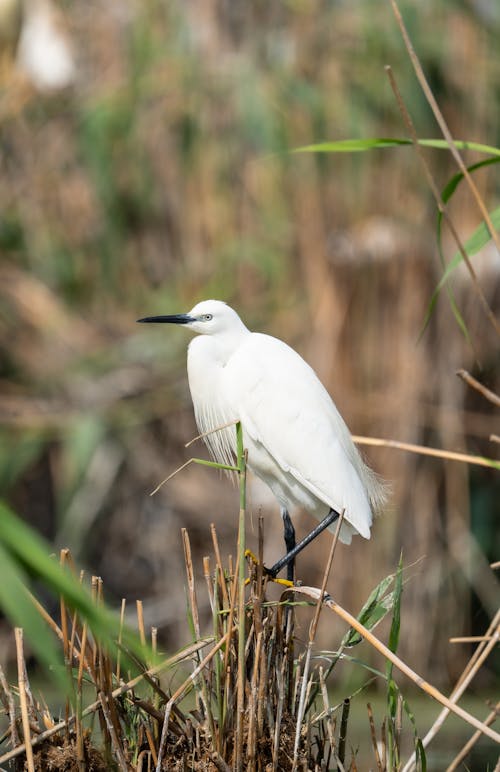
top-left (0, 501), bottom-right (148, 666)
top-left (387, 554), bottom-right (403, 661)
top-left (421, 205), bottom-right (500, 336)
top-left (0, 541), bottom-right (68, 691)
top-left (342, 570), bottom-right (396, 647)
top-left (293, 137), bottom-right (500, 156)
top-left (419, 157), bottom-right (500, 341)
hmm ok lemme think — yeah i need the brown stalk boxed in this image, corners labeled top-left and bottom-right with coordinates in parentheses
top-left (367, 702), bottom-right (383, 772)
top-left (155, 628), bottom-right (236, 772)
top-left (389, 0), bottom-right (500, 257)
top-left (338, 698), bottom-right (350, 770)
top-left (222, 543), bottom-right (240, 685)
top-left (203, 556), bottom-right (214, 612)
top-left (98, 691), bottom-right (129, 772)
top-left (292, 509), bottom-right (345, 770)
top-left (352, 434), bottom-right (499, 469)
top-left (456, 369), bottom-right (500, 408)
top-left (136, 749), bottom-right (151, 771)
top-left (0, 665), bottom-right (20, 748)
top-left (402, 610), bottom-right (500, 770)
top-left (0, 638), bottom-right (213, 766)
top-left (15, 628), bottom-right (34, 772)
top-left (446, 702), bottom-right (500, 772)
top-left (449, 635), bottom-right (495, 643)
top-left (385, 60), bottom-right (500, 340)
top-left (319, 666), bottom-right (335, 760)
top-left (136, 600), bottom-right (146, 647)
top-left (184, 419), bottom-right (238, 448)
top-left (116, 598), bottom-right (126, 681)
top-left (246, 630), bottom-right (263, 768)
top-left (211, 523), bottom-right (230, 611)
top-left (144, 725), bottom-right (158, 767)
top-left (292, 586), bottom-right (500, 744)
top-left (182, 528), bottom-right (216, 748)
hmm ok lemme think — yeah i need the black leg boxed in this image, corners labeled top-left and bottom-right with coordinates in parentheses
top-left (268, 508), bottom-right (340, 579)
top-left (281, 508), bottom-right (296, 583)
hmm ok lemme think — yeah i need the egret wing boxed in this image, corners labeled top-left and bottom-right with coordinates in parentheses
top-left (223, 333), bottom-right (372, 538)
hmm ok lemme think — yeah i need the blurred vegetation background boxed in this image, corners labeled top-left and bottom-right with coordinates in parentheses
top-left (0, 0), bottom-right (498, 694)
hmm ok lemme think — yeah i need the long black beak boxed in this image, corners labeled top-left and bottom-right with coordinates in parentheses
top-left (137, 314), bottom-right (196, 324)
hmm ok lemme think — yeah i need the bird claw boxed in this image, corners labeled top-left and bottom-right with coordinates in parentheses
top-left (244, 549), bottom-right (295, 587)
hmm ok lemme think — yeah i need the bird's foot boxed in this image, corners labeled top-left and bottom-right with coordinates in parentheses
top-left (244, 549), bottom-right (295, 587)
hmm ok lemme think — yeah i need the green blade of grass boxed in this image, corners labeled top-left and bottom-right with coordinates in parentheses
top-left (419, 156), bottom-right (500, 341)
top-left (386, 554), bottom-right (404, 770)
top-left (419, 204), bottom-right (500, 340)
top-left (342, 570), bottom-right (396, 647)
top-left (0, 501), bottom-right (148, 667)
top-left (293, 137), bottom-right (500, 156)
top-left (0, 541), bottom-right (67, 691)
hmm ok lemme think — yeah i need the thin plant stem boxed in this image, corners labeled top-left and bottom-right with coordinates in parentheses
top-left (292, 510), bottom-right (345, 770)
top-left (456, 369), bottom-right (500, 407)
top-left (402, 609), bottom-right (500, 771)
top-left (235, 421), bottom-right (247, 772)
top-left (0, 639), bottom-right (213, 766)
top-left (15, 628), bottom-right (35, 772)
top-left (388, 0), bottom-right (500, 258)
top-left (292, 586), bottom-right (500, 744)
top-left (352, 435), bottom-right (499, 470)
top-left (446, 702), bottom-right (500, 772)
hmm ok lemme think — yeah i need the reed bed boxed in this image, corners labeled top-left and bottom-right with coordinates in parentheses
top-left (0, 508), bottom-right (497, 769)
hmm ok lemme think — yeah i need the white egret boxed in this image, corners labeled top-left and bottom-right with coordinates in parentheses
top-left (138, 300), bottom-right (386, 580)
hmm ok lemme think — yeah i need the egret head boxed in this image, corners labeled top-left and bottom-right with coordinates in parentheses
top-left (137, 299), bottom-right (248, 336)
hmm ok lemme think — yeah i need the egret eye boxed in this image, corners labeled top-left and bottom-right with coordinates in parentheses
top-left (202, 314), bottom-right (213, 321)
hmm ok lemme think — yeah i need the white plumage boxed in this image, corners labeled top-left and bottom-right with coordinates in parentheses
top-left (139, 299), bottom-right (386, 547)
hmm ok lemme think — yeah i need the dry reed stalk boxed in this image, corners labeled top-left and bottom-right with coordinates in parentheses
top-left (155, 628), bottom-right (235, 772)
top-left (402, 609), bottom-right (500, 770)
top-left (144, 725), bottom-right (158, 767)
top-left (183, 527), bottom-right (217, 752)
top-left (293, 586), bottom-right (500, 744)
top-left (319, 666), bottom-right (335, 768)
top-left (390, 0), bottom-right (500, 280)
top-left (98, 691), bottom-right (129, 771)
top-left (75, 607), bottom-right (88, 771)
top-left (367, 702), bottom-right (383, 772)
top-left (353, 434), bottom-right (499, 469)
top-left (26, 589), bottom-right (64, 640)
top-left (203, 555), bottom-right (214, 612)
top-left (211, 523), bottom-right (230, 611)
top-left (137, 749), bottom-right (153, 771)
top-left (59, 550), bottom-right (73, 740)
top-left (116, 598), bottom-right (126, 681)
top-left (272, 651), bottom-right (287, 771)
top-left (136, 600), bottom-right (146, 647)
top-left (450, 635), bottom-right (496, 643)
top-left (0, 664), bottom-right (20, 748)
top-left (445, 701), bottom-right (500, 772)
top-left (456, 369), bottom-right (500, 407)
top-left (234, 432), bottom-right (247, 772)
top-left (380, 716), bottom-right (388, 771)
top-left (246, 629), bottom-right (263, 769)
top-left (338, 698), bottom-right (350, 769)
top-left (0, 638), bottom-right (212, 766)
top-left (292, 510), bottom-right (345, 770)
top-left (15, 628), bottom-right (35, 772)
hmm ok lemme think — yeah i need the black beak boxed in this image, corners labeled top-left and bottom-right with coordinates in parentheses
top-left (137, 314), bottom-right (196, 324)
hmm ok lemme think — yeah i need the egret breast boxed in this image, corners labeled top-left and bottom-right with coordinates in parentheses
top-left (187, 336), bottom-right (237, 467)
